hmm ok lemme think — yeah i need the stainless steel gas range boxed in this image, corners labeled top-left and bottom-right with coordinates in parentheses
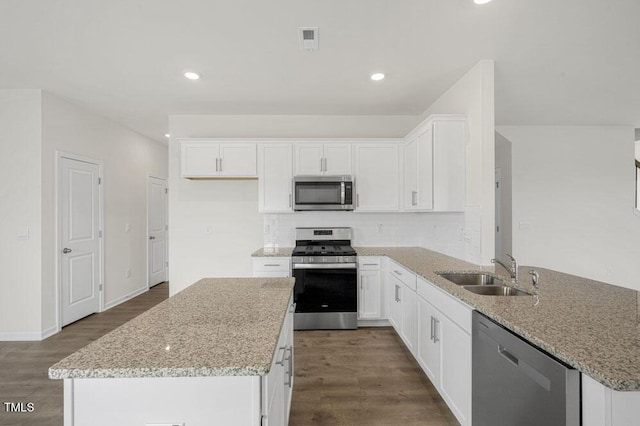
top-left (291, 227), bottom-right (357, 330)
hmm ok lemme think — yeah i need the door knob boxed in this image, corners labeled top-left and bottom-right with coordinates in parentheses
top-left (149, 236), bottom-right (156, 240)
top-left (62, 248), bottom-right (72, 253)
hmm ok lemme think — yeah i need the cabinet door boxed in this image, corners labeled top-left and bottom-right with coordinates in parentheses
top-left (219, 143), bottom-right (257, 177)
top-left (181, 142), bottom-right (220, 177)
top-left (387, 273), bottom-right (403, 332)
top-left (432, 120), bottom-right (465, 212)
top-left (294, 143), bottom-right (324, 175)
top-left (416, 128), bottom-right (434, 210)
top-left (440, 315), bottom-right (471, 425)
top-left (400, 285), bottom-right (417, 354)
top-left (354, 144), bottom-right (400, 211)
top-left (258, 144), bottom-right (293, 213)
top-left (403, 137), bottom-right (418, 210)
top-left (324, 143), bottom-right (352, 175)
top-left (358, 269), bottom-right (381, 319)
top-left (417, 296), bottom-right (440, 385)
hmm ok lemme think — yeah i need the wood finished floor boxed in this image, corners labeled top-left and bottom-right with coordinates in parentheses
top-left (0, 282), bottom-right (169, 426)
top-left (1, 284), bottom-right (458, 425)
top-left (290, 328), bottom-right (460, 426)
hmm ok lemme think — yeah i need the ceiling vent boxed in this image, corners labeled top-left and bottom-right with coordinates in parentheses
top-left (298, 27), bottom-right (319, 51)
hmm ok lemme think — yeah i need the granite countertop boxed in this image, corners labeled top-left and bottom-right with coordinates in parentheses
top-left (49, 277), bottom-right (295, 380)
top-left (251, 247), bottom-right (293, 257)
top-left (354, 247), bottom-right (640, 391)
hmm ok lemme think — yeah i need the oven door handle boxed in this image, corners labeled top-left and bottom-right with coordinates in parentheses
top-left (292, 263), bottom-right (357, 270)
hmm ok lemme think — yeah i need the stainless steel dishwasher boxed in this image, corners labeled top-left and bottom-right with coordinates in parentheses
top-left (472, 311), bottom-right (580, 426)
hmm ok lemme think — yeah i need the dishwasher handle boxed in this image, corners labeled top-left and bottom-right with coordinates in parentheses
top-left (498, 345), bottom-right (519, 367)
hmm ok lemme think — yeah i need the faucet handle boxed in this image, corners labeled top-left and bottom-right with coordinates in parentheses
top-left (529, 269), bottom-right (539, 288)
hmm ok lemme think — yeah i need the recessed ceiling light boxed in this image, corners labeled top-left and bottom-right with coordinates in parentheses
top-left (184, 71), bottom-right (200, 80)
top-left (164, 133), bottom-right (170, 138)
top-left (474, 0), bottom-right (492, 4)
top-left (370, 72), bottom-right (385, 81)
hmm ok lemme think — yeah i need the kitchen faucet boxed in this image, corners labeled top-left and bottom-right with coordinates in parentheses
top-left (492, 254), bottom-right (518, 282)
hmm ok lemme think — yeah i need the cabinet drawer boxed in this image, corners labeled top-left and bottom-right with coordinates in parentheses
top-left (253, 257), bottom-right (291, 271)
top-left (388, 260), bottom-right (416, 290)
top-left (417, 276), bottom-right (472, 334)
top-left (358, 256), bottom-right (382, 270)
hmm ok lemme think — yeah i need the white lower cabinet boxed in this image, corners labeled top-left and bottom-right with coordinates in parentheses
top-left (416, 276), bottom-right (471, 426)
top-left (358, 257), bottom-right (384, 320)
top-left (386, 260), bottom-right (417, 354)
top-left (262, 298), bottom-right (294, 426)
top-left (582, 374), bottom-right (640, 426)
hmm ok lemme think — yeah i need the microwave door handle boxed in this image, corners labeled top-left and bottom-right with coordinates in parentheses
top-left (341, 182), bottom-right (345, 205)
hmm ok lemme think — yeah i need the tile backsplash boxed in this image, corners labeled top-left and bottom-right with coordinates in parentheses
top-left (263, 207), bottom-right (482, 263)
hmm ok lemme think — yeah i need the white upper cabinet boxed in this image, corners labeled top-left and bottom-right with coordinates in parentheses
top-left (404, 116), bottom-right (466, 212)
top-left (294, 143), bottom-right (352, 176)
top-left (181, 141), bottom-right (257, 178)
top-left (353, 143), bottom-right (401, 212)
top-left (258, 144), bottom-right (293, 213)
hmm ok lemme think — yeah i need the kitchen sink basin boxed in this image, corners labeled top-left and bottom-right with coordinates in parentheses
top-left (463, 285), bottom-right (531, 296)
top-left (437, 273), bottom-right (503, 286)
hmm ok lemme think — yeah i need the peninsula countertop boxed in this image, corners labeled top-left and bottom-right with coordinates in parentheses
top-left (252, 246), bottom-right (640, 391)
top-left (49, 277), bottom-right (295, 380)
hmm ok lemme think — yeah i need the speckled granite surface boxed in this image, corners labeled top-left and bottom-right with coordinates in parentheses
top-left (354, 247), bottom-right (640, 391)
top-left (49, 278), bottom-right (294, 380)
top-left (251, 247), bottom-right (293, 257)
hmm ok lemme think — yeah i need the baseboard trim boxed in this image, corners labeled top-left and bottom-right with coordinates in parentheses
top-left (357, 319), bottom-right (391, 327)
top-left (103, 286), bottom-right (148, 311)
top-left (41, 324), bottom-right (59, 339)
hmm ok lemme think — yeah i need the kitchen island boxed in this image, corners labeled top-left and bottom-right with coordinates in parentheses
top-left (49, 277), bottom-right (295, 426)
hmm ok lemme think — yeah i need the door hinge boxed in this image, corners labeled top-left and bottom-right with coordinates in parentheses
top-left (165, 225), bottom-right (168, 231)
top-left (99, 284), bottom-right (103, 291)
top-left (98, 177), bottom-right (102, 185)
top-left (99, 230), bottom-right (103, 238)
top-left (496, 181), bottom-right (499, 189)
top-left (165, 188), bottom-right (168, 194)
top-left (496, 226), bottom-right (500, 232)
top-left (165, 261), bottom-right (169, 267)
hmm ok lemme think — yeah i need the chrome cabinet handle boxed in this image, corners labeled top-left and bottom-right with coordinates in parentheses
top-left (395, 284), bottom-right (401, 302)
top-left (362, 263), bottom-right (378, 266)
top-left (434, 318), bottom-right (440, 343)
top-left (284, 346), bottom-right (293, 387)
top-left (356, 194), bottom-right (360, 208)
top-left (412, 190), bottom-right (417, 206)
top-left (62, 248), bottom-right (72, 254)
top-left (289, 193), bottom-right (292, 208)
top-left (393, 270), bottom-right (402, 276)
top-left (215, 158), bottom-right (219, 172)
top-left (218, 158), bottom-right (222, 172)
top-left (263, 263), bottom-right (281, 267)
top-left (149, 236), bottom-right (156, 240)
top-left (430, 316), bottom-right (435, 341)
top-left (275, 346), bottom-right (286, 366)
top-left (498, 346), bottom-right (519, 366)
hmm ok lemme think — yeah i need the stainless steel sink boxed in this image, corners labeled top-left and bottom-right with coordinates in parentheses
top-left (463, 285), bottom-right (531, 296)
top-left (437, 273), bottom-right (503, 286)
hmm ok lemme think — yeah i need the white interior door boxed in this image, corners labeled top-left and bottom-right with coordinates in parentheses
top-left (59, 155), bottom-right (102, 326)
top-left (148, 176), bottom-right (167, 287)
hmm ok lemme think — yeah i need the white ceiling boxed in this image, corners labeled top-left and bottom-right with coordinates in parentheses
top-left (1, 0), bottom-right (639, 142)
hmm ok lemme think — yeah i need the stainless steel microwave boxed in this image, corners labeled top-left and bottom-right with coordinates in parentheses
top-left (293, 176), bottom-right (354, 211)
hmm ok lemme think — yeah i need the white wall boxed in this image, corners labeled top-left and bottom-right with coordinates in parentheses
top-left (0, 89), bottom-right (168, 340)
top-left (41, 92), bottom-right (168, 330)
top-left (497, 125), bottom-right (640, 291)
top-left (495, 131), bottom-right (513, 261)
top-left (0, 90), bottom-right (43, 338)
